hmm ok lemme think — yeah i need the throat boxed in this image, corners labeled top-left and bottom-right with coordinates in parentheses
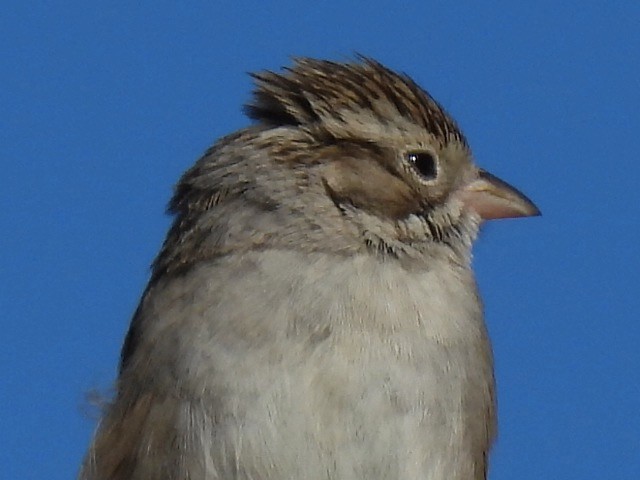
top-left (252, 250), bottom-right (484, 346)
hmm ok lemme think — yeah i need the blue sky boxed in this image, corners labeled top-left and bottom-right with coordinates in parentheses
top-left (2, 1), bottom-right (639, 478)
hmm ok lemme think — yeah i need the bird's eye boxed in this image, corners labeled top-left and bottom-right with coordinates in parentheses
top-left (405, 151), bottom-right (438, 180)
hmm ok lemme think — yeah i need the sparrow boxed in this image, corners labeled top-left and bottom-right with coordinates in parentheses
top-left (80, 56), bottom-right (539, 480)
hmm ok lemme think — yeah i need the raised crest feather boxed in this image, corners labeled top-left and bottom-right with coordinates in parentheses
top-left (245, 56), bottom-right (468, 147)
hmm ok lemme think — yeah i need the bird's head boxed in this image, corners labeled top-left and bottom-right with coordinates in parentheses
top-left (153, 57), bottom-right (539, 280)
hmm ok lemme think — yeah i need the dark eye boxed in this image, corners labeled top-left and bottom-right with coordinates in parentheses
top-left (406, 151), bottom-right (438, 180)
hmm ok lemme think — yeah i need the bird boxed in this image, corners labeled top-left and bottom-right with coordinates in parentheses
top-left (80, 56), bottom-right (539, 480)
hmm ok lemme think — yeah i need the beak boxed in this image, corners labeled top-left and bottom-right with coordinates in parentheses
top-left (459, 169), bottom-right (541, 220)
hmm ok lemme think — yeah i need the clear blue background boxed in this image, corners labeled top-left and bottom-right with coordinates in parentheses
top-left (2, 2), bottom-right (639, 478)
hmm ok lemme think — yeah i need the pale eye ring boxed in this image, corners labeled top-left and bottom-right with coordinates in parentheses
top-left (405, 151), bottom-right (438, 180)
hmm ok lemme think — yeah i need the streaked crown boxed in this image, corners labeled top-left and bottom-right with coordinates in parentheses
top-left (246, 57), bottom-right (467, 148)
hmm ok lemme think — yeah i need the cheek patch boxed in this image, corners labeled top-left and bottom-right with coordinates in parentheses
top-left (322, 157), bottom-right (421, 220)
